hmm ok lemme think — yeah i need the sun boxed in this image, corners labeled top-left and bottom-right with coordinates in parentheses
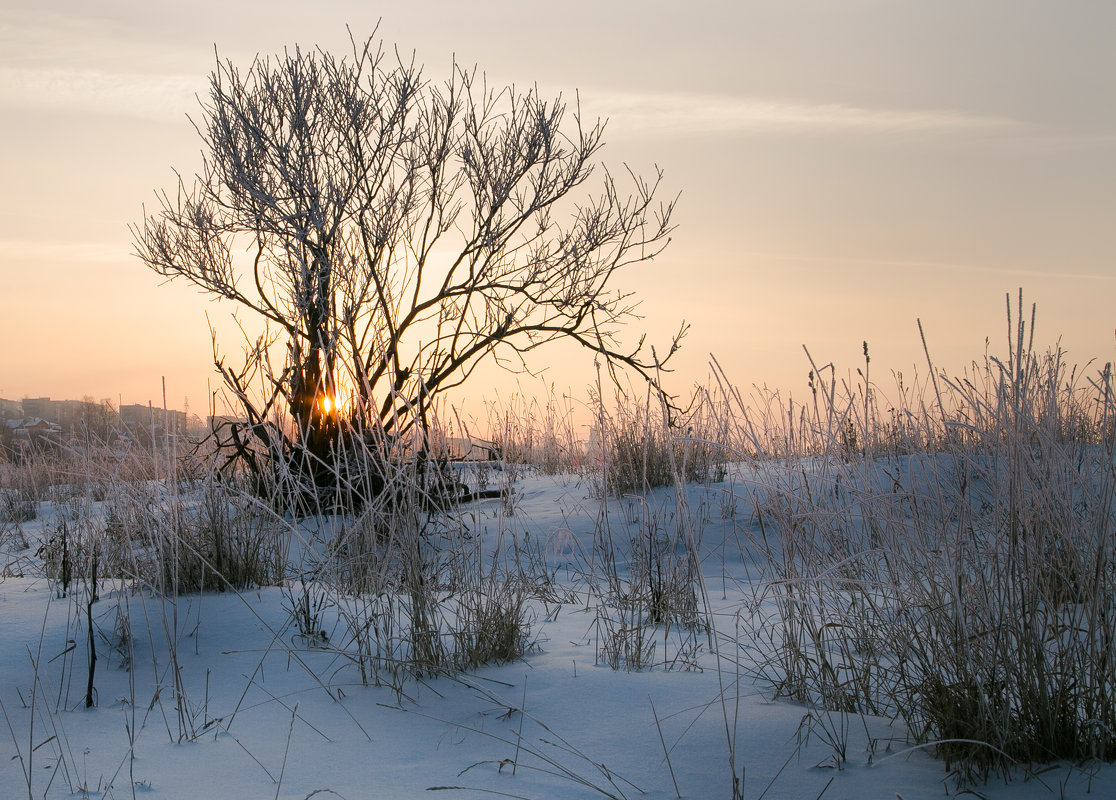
top-left (320, 394), bottom-right (335, 414)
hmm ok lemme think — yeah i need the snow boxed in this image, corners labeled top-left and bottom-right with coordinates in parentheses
top-left (1, 467), bottom-right (1112, 800)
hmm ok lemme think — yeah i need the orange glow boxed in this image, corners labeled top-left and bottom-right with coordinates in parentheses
top-left (321, 395), bottom-right (335, 415)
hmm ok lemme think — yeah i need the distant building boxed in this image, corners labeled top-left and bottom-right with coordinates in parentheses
top-left (19, 397), bottom-right (114, 438)
top-left (10, 396), bottom-right (187, 443)
top-left (0, 398), bottom-right (22, 420)
top-left (20, 397), bottom-right (52, 420)
top-left (119, 403), bottom-right (187, 442)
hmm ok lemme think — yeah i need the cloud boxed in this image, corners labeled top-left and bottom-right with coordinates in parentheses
top-left (0, 61), bottom-right (1026, 141)
top-left (578, 90), bottom-right (1022, 139)
top-left (0, 66), bottom-right (203, 122)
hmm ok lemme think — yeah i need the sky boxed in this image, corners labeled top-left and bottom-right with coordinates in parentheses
top-left (1, 1), bottom-right (1113, 426)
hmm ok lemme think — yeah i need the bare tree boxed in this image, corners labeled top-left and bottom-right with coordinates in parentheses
top-left (133, 32), bottom-right (681, 503)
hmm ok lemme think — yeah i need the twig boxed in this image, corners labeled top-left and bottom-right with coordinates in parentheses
top-left (275, 703), bottom-right (298, 800)
top-left (649, 695), bottom-right (681, 799)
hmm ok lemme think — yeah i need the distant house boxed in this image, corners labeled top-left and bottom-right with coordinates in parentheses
top-left (17, 397), bottom-right (114, 438)
top-left (4, 417), bottom-right (63, 443)
top-left (5, 396), bottom-right (188, 444)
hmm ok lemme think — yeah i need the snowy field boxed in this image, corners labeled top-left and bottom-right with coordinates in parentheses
top-left (2, 456), bottom-right (1113, 800)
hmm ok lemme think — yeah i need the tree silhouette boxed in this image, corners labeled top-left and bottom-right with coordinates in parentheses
top-left (134, 32), bottom-right (682, 506)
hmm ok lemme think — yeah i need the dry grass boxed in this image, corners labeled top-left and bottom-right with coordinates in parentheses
top-left (727, 297), bottom-right (1116, 781)
top-left (598, 385), bottom-right (726, 496)
top-left (2, 294), bottom-right (1112, 790)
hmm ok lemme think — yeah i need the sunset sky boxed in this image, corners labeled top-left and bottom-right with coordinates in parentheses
top-left (2, 1), bottom-right (1113, 425)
